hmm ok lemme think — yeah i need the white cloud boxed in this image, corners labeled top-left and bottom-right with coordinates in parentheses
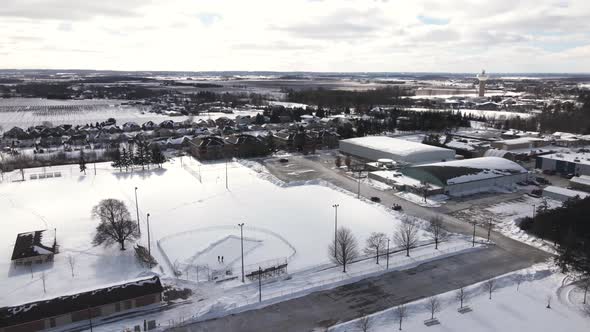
top-left (0, 0), bottom-right (589, 72)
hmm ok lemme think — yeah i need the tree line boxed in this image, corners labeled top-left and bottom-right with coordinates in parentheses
top-left (110, 140), bottom-right (167, 172)
top-left (520, 196), bottom-right (590, 275)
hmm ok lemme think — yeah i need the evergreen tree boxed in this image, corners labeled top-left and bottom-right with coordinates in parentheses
top-left (121, 148), bottom-right (132, 172)
top-left (134, 139), bottom-right (150, 170)
top-left (150, 144), bottom-right (167, 168)
top-left (79, 150), bottom-right (87, 175)
top-left (111, 147), bottom-right (123, 172)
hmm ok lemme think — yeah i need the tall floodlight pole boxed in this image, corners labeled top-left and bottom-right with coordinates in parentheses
top-left (386, 238), bottom-right (390, 269)
top-left (357, 171), bottom-right (361, 199)
top-left (238, 223), bottom-right (245, 283)
top-left (258, 266), bottom-right (262, 302)
top-left (332, 204), bottom-right (339, 258)
top-left (134, 187), bottom-right (141, 234)
top-left (472, 222), bottom-right (476, 247)
top-left (146, 213), bottom-right (152, 267)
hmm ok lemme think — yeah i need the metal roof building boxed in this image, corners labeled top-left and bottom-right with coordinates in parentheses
top-left (339, 136), bottom-right (455, 164)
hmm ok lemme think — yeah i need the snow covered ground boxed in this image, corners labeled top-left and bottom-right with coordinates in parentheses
top-left (485, 195), bottom-right (562, 252)
top-left (330, 264), bottom-right (590, 332)
top-left (0, 157), bottom-right (429, 308)
top-left (0, 98), bottom-right (262, 128)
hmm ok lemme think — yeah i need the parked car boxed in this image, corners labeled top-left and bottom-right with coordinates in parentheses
top-left (370, 196), bottom-right (381, 203)
top-left (392, 204), bottom-right (403, 211)
top-left (279, 158), bottom-right (289, 163)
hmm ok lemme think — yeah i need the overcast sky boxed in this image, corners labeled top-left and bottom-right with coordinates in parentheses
top-left (1, 0), bottom-right (589, 73)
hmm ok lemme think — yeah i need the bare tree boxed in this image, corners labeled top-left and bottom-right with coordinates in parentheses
top-left (335, 155), bottom-right (342, 168)
top-left (364, 232), bottom-right (387, 264)
top-left (355, 315), bottom-right (374, 332)
top-left (328, 227), bottom-right (359, 273)
top-left (546, 295), bottom-right (552, 309)
top-left (92, 199), bottom-right (139, 250)
top-left (515, 274), bottom-right (525, 291)
top-left (456, 287), bottom-right (467, 309)
top-left (393, 218), bottom-right (419, 257)
top-left (394, 304), bottom-right (408, 330)
top-left (583, 303), bottom-right (590, 317)
top-left (344, 155), bottom-right (352, 169)
top-left (578, 278), bottom-right (590, 304)
top-left (68, 254), bottom-right (76, 278)
top-left (426, 296), bottom-right (441, 320)
top-left (40, 272), bottom-right (47, 293)
top-left (483, 279), bottom-right (497, 300)
top-left (427, 215), bottom-right (447, 250)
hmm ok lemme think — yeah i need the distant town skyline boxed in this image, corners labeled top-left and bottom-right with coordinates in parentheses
top-left (1, 0), bottom-right (589, 73)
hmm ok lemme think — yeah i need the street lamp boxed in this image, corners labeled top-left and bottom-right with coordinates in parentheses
top-left (332, 204), bottom-right (339, 258)
top-left (146, 213), bottom-right (151, 267)
top-left (134, 187), bottom-right (141, 234)
top-left (238, 223), bottom-right (245, 283)
top-left (386, 238), bottom-right (390, 269)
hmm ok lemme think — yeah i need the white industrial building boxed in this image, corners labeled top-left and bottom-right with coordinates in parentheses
top-left (543, 186), bottom-right (589, 202)
top-left (339, 136), bottom-right (455, 164)
top-left (400, 157), bottom-right (529, 196)
top-left (535, 152), bottom-right (590, 176)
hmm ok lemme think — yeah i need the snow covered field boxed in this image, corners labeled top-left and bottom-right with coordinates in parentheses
top-left (0, 157), bottom-right (425, 307)
top-left (0, 98), bottom-right (262, 128)
top-left (330, 264), bottom-right (590, 332)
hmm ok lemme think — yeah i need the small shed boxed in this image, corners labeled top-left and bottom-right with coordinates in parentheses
top-left (11, 229), bottom-right (57, 265)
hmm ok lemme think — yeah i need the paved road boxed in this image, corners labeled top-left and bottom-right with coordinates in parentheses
top-left (172, 155), bottom-right (551, 332)
top-left (173, 246), bottom-right (545, 332)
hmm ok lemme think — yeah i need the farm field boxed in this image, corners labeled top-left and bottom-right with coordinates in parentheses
top-left (0, 157), bottom-right (423, 307)
top-left (0, 98), bottom-right (262, 129)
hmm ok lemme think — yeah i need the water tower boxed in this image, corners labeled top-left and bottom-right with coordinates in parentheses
top-left (476, 69), bottom-right (489, 97)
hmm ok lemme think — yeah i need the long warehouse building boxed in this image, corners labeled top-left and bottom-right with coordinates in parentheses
top-left (339, 136), bottom-right (455, 164)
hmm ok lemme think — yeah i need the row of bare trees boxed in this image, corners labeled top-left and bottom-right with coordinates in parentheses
top-left (329, 216), bottom-right (448, 273)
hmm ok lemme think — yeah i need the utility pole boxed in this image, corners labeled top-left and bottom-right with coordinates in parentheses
top-left (93, 162), bottom-right (96, 175)
top-left (238, 223), bottom-right (245, 283)
top-left (532, 204), bottom-right (536, 219)
top-left (386, 238), bottom-right (390, 269)
top-left (258, 266), bottom-right (262, 302)
top-left (472, 222), bottom-right (476, 247)
top-left (357, 170), bottom-right (361, 199)
top-left (225, 157), bottom-right (229, 190)
top-left (134, 187), bottom-right (141, 234)
top-left (87, 307), bottom-right (93, 332)
top-left (487, 218), bottom-right (493, 242)
top-left (332, 204), bottom-right (339, 258)
top-left (147, 213), bottom-right (152, 267)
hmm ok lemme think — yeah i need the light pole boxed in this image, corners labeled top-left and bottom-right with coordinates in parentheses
top-left (146, 213), bottom-right (151, 267)
top-left (532, 204), bottom-right (536, 219)
top-left (225, 158), bottom-right (229, 190)
top-left (134, 187), bottom-right (141, 234)
top-left (472, 222), bottom-right (476, 247)
top-left (386, 238), bottom-right (390, 269)
top-left (357, 171), bottom-right (361, 199)
top-left (258, 266), bottom-right (262, 302)
top-left (238, 223), bottom-right (245, 283)
top-left (332, 204), bottom-right (339, 258)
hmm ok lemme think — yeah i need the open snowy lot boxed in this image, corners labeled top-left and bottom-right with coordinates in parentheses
top-left (330, 264), bottom-right (590, 332)
top-left (0, 157), bottom-right (424, 307)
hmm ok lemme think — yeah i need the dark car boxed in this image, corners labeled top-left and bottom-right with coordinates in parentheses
top-left (392, 204), bottom-right (403, 211)
top-left (279, 158), bottom-right (289, 163)
top-left (370, 196), bottom-right (381, 203)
